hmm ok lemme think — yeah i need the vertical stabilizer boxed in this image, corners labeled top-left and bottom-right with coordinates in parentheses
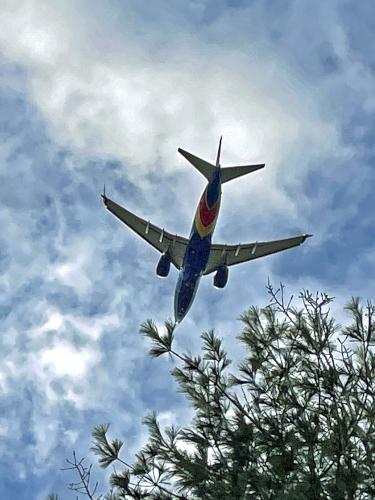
top-left (216, 136), bottom-right (222, 168)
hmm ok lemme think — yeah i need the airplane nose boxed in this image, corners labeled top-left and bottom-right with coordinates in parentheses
top-left (174, 305), bottom-right (187, 323)
top-left (174, 273), bottom-right (200, 323)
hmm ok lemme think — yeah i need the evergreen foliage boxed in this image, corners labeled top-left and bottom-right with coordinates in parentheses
top-left (49, 285), bottom-right (375, 499)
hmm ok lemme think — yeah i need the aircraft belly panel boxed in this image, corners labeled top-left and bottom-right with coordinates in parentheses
top-left (182, 233), bottom-right (211, 278)
top-left (174, 273), bottom-right (201, 322)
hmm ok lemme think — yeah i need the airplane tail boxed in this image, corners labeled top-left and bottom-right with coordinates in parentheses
top-left (178, 137), bottom-right (265, 183)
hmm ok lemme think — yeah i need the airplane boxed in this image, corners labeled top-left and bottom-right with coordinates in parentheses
top-left (102, 138), bottom-right (311, 323)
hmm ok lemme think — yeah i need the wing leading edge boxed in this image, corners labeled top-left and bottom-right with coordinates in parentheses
top-left (204, 234), bottom-right (312, 275)
top-left (102, 195), bottom-right (188, 270)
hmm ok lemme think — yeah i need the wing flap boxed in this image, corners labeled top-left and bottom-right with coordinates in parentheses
top-left (204, 234), bottom-right (312, 275)
top-left (103, 196), bottom-right (188, 269)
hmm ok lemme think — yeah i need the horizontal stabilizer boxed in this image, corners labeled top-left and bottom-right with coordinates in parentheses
top-left (178, 148), bottom-right (216, 181)
top-left (221, 163), bottom-right (265, 183)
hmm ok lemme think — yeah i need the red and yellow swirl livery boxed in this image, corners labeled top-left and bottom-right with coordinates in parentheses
top-left (194, 189), bottom-right (220, 238)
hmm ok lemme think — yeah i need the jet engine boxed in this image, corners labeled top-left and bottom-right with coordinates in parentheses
top-left (156, 253), bottom-right (171, 277)
top-left (213, 265), bottom-right (229, 288)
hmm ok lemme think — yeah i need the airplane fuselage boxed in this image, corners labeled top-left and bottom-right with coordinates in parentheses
top-left (174, 166), bottom-right (222, 322)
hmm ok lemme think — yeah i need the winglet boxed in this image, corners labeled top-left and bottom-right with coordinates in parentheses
top-left (303, 234), bottom-right (313, 242)
top-left (101, 184), bottom-right (108, 206)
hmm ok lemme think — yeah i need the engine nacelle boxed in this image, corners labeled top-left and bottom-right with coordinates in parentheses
top-left (213, 265), bottom-right (229, 288)
top-left (156, 254), bottom-right (171, 277)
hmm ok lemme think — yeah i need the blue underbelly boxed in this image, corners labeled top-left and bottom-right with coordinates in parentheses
top-left (174, 274), bottom-right (200, 322)
top-left (183, 233), bottom-right (211, 277)
top-left (174, 235), bottom-right (210, 322)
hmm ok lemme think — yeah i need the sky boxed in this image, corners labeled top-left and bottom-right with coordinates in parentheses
top-left (0, 0), bottom-right (374, 498)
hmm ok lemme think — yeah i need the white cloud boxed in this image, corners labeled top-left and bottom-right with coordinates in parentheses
top-left (36, 310), bottom-right (64, 334)
top-left (35, 307), bottom-right (120, 342)
top-left (48, 250), bottom-right (94, 295)
top-left (39, 342), bottom-right (99, 377)
top-left (0, 0), bottom-right (339, 219)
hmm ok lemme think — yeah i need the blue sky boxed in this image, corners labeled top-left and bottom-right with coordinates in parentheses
top-left (0, 1), bottom-right (374, 498)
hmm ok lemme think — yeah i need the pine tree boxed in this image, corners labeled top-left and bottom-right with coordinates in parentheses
top-left (49, 285), bottom-right (375, 499)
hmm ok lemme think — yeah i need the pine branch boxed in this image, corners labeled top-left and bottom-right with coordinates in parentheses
top-left (91, 421), bottom-right (186, 499)
top-left (140, 319), bottom-right (175, 357)
top-left (91, 424), bottom-right (124, 468)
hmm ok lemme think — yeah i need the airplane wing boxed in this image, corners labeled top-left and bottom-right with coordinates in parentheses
top-left (103, 195), bottom-right (188, 270)
top-left (204, 234), bottom-right (312, 275)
